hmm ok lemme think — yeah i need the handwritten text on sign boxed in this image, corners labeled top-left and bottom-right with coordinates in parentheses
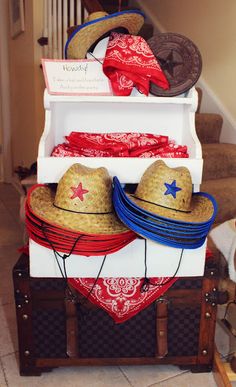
top-left (42, 59), bottom-right (112, 96)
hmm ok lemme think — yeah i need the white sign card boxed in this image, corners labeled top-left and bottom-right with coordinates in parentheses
top-left (42, 59), bottom-right (112, 96)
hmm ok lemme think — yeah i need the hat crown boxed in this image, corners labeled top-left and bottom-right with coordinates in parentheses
top-left (135, 160), bottom-right (192, 212)
top-left (85, 12), bottom-right (108, 23)
top-left (54, 164), bottom-right (113, 213)
top-left (65, 10), bottom-right (145, 59)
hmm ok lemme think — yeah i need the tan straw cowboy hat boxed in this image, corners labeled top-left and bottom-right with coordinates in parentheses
top-left (129, 160), bottom-right (217, 224)
top-left (65, 10), bottom-right (145, 59)
top-left (28, 163), bottom-right (129, 235)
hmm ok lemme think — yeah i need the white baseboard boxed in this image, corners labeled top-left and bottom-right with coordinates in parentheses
top-left (11, 175), bottom-right (25, 196)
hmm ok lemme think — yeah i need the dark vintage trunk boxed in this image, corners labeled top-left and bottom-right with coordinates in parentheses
top-left (13, 253), bottom-right (226, 376)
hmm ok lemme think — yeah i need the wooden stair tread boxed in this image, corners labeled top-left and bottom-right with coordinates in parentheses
top-left (224, 362), bottom-right (236, 381)
top-left (213, 349), bottom-right (233, 386)
top-left (202, 143), bottom-right (236, 180)
top-left (196, 113), bottom-right (223, 144)
top-left (201, 177), bottom-right (236, 224)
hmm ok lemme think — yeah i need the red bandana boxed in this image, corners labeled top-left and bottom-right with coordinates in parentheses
top-left (103, 32), bottom-right (169, 96)
top-left (68, 276), bottom-right (177, 323)
top-left (20, 245), bottom-right (212, 324)
top-left (69, 247), bottom-right (213, 323)
top-left (51, 132), bottom-right (189, 159)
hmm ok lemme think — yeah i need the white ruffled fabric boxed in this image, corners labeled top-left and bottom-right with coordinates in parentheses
top-left (210, 219), bottom-right (236, 283)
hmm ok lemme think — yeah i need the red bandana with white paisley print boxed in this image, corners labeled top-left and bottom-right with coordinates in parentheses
top-left (103, 32), bottom-right (169, 96)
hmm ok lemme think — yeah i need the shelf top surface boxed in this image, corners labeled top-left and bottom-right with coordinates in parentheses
top-left (44, 87), bottom-right (197, 106)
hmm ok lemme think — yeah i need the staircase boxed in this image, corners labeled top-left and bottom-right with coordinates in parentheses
top-left (98, 0), bottom-right (154, 40)
top-left (196, 91), bottom-right (235, 260)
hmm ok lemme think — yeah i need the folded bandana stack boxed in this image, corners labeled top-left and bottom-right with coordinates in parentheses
top-left (51, 132), bottom-right (188, 159)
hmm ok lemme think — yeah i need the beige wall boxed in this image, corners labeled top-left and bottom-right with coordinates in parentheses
top-left (33, 0), bottom-right (45, 147)
top-left (0, 81), bottom-right (3, 180)
top-left (137, 0), bottom-right (236, 124)
top-left (9, 0), bottom-right (44, 169)
top-left (0, 0), bottom-right (13, 181)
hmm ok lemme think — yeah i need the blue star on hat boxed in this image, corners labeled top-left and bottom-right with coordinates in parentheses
top-left (164, 180), bottom-right (182, 198)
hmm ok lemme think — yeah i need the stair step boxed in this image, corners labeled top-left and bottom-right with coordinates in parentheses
top-left (196, 113), bottom-right (223, 144)
top-left (99, 0), bottom-right (129, 11)
top-left (95, 1), bottom-right (154, 40)
top-left (202, 143), bottom-right (236, 180)
top-left (201, 177), bottom-right (236, 225)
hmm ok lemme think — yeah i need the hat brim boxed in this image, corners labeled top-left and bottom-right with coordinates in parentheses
top-left (113, 189), bottom-right (207, 249)
top-left (28, 185), bottom-right (129, 235)
top-left (112, 177), bottom-right (216, 249)
top-left (65, 10), bottom-right (145, 59)
top-left (113, 176), bottom-right (217, 225)
top-left (115, 193), bottom-right (212, 238)
top-left (129, 192), bottom-right (217, 225)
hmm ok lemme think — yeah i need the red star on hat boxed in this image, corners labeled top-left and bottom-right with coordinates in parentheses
top-left (70, 182), bottom-right (89, 201)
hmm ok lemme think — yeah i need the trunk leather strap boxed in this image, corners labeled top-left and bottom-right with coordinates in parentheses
top-left (156, 300), bottom-right (168, 358)
top-left (65, 287), bottom-right (78, 358)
